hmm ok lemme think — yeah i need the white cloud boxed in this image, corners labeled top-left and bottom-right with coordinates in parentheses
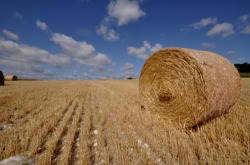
top-left (241, 25), bottom-right (250, 34)
top-left (239, 14), bottom-right (249, 22)
top-left (237, 57), bottom-right (244, 61)
top-left (96, 25), bottom-right (119, 41)
top-left (36, 19), bottom-right (48, 31)
top-left (207, 23), bottom-right (234, 37)
top-left (238, 14), bottom-right (250, 35)
top-left (78, 53), bottom-right (112, 66)
top-left (51, 33), bottom-right (95, 59)
top-left (191, 17), bottom-right (217, 29)
top-left (13, 11), bottom-right (23, 20)
top-left (128, 40), bottom-right (163, 60)
top-left (0, 38), bottom-right (70, 78)
top-left (201, 42), bottom-right (216, 49)
top-left (96, 0), bottom-right (145, 41)
top-left (2, 29), bottom-right (19, 41)
top-left (151, 43), bottom-right (163, 53)
top-left (0, 38), bottom-right (70, 67)
top-left (0, 59), bottom-right (55, 79)
top-left (122, 63), bottom-right (134, 71)
top-left (51, 33), bottom-right (112, 67)
top-left (108, 0), bottom-right (145, 26)
top-left (226, 50), bottom-right (235, 56)
top-left (121, 63), bottom-right (137, 78)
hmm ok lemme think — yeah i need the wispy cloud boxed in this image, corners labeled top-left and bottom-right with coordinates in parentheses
top-left (108, 0), bottom-right (145, 26)
top-left (237, 57), bottom-right (244, 61)
top-left (191, 17), bottom-right (217, 29)
top-left (238, 14), bottom-right (250, 35)
top-left (36, 19), bottom-right (48, 31)
top-left (226, 50), bottom-right (235, 56)
top-left (201, 42), bottom-right (216, 49)
top-left (0, 17), bottom-right (115, 79)
top-left (207, 23), bottom-right (234, 37)
top-left (121, 63), bottom-right (137, 78)
top-left (239, 14), bottom-right (249, 22)
top-left (0, 38), bottom-right (70, 78)
top-left (128, 40), bottom-right (162, 60)
top-left (13, 11), bottom-right (23, 20)
top-left (2, 29), bottom-right (19, 41)
top-left (97, 0), bottom-right (145, 41)
top-left (241, 25), bottom-right (250, 34)
top-left (96, 25), bottom-right (119, 41)
top-left (51, 33), bottom-right (112, 67)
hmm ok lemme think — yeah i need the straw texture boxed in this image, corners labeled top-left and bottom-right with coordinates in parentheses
top-left (139, 47), bottom-right (241, 128)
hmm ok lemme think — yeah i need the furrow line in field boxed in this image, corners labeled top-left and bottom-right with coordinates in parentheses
top-left (6, 90), bottom-right (50, 123)
top-left (69, 89), bottom-right (91, 164)
top-left (0, 97), bottom-right (79, 160)
top-left (16, 102), bottom-right (49, 125)
top-left (117, 100), bottom-right (172, 164)
top-left (20, 91), bottom-right (78, 124)
top-left (51, 101), bottom-right (79, 164)
top-left (34, 100), bottom-right (78, 165)
top-left (116, 113), bottom-right (166, 164)
top-left (25, 98), bottom-right (76, 153)
top-left (88, 92), bottom-right (96, 165)
top-left (109, 114), bottom-right (151, 164)
top-left (97, 84), bottom-right (168, 164)
top-left (69, 103), bottom-right (85, 165)
top-left (34, 98), bottom-right (76, 156)
top-left (12, 85), bottom-right (78, 126)
top-left (56, 99), bottom-right (84, 165)
top-left (77, 90), bottom-right (93, 165)
top-left (90, 96), bottom-right (110, 165)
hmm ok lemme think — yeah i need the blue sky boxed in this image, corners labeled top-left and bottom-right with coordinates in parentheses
top-left (0, 0), bottom-right (249, 79)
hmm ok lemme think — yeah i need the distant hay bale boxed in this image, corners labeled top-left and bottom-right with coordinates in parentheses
top-left (101, 76), bottom-right (107, 80)
top-left (5, 75), bottom-right (18, 81)
top-left (139, 47), bottom-right (241, 128)
top-left (0, 71), bottom-right (4, 86)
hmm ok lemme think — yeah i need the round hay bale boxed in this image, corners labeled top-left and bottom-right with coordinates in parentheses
top-left (5, 75), bottom-right (17, 81)
top-left (139, 47), bottom-right (241, 128)
top-left (0, 71), bottom-right (4, 86)
top-left (101, 76), bottom-right (107, 80)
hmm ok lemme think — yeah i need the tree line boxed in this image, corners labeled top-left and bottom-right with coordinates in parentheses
top-left (234, 63), bottom-right (250, 73)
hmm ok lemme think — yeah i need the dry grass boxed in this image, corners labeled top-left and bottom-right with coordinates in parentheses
top-left (0, 79), bottom-right (249, 165)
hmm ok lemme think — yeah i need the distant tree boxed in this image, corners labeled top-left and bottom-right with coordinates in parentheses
top-left (234, 63), bottom-right (250, 73)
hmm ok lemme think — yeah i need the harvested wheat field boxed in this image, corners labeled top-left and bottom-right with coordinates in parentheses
top-left (0, 79), bottom-right (249, 165)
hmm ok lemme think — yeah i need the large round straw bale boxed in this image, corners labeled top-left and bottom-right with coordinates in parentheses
top-left (139, 47), bottom-right (241, 128)
top-left (5, 75), bottom-right (17, 81)
top-left (0, 71), bottom-right (4, 86)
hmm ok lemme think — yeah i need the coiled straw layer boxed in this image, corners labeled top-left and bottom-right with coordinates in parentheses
top-left (139, 48), bottom-right (241, 128)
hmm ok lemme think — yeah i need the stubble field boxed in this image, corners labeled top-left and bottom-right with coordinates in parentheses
top-left (0, 79), bottom-right (249, 165)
